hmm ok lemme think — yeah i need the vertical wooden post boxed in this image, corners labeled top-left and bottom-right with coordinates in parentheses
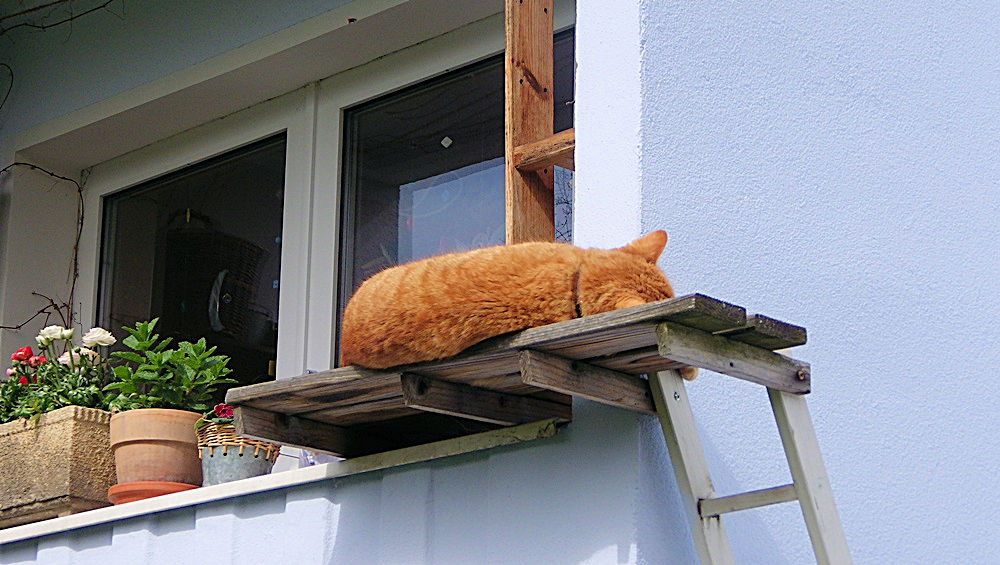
top-left (505, 0), bottom-right (555, 244)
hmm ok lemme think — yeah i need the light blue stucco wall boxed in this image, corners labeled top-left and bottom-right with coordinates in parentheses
top-left (639, 1), bottom-right (1000, 563)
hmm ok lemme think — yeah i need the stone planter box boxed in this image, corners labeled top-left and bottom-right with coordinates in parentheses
top-left (0, 406), bottom-right (115, 529)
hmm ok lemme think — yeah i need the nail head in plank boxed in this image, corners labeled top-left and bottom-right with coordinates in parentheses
top-left (699, 484), bottom-right (798, 518)
top-left (519, 350), bottom-right (656, 414)
top-left (714, 314), bottom-right (807, 350)
top-left (513, 128), bottom-right (575, 172)
top-left (401, 373), bottom-right (571, 426)
top-left (656, 322), bottom-right (811, 394)
top-left (234, 406), bottom-right (401, 458)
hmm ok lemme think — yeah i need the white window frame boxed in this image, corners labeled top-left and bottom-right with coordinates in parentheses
top-left (74, 2), bottom-right (575, 381)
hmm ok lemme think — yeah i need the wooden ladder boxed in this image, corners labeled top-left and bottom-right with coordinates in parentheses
top-left (503, 2), bottom-right (851, 563)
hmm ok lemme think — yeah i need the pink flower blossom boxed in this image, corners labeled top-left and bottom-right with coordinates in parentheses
top-left (213, 403), bottom-right (234, 419)
top-left (27, 355), bottom-right (46, 367)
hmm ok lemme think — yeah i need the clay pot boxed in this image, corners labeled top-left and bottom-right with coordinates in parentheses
top-left (109, 408), bottom-right (202, 487)
top-left (107, 481), bottom-right (198, 505)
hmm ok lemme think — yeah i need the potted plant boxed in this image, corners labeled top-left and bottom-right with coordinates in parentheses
top-left (103, 318), bottom-right (236, 504)
top-left (0, 325), bottom-right (118, 528)
top-left (195, 403), bottom-right (279, 486)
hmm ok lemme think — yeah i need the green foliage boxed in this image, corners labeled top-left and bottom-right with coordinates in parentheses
top-left (104, 318), bottom-right (236, 413)
top-left (0, 346), bottom-right (114, 424)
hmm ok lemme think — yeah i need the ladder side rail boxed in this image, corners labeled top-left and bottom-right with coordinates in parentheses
top-left (768, 388), bottom-right (853, 565)
top-left (649, 370), bottom-right (736, 565)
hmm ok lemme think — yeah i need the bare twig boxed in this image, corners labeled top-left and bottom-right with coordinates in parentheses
top-left (0, 0), bottom-right (71, 24)
top-left (0, 0), bottom-right (117, 37)
top-left (0, 162), bottom-right (84, 333)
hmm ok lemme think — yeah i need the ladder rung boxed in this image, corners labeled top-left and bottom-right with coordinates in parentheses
top-left (513, 128), bottom-right (575, 172)
top-left (698, 484), bottom-right (798, 518)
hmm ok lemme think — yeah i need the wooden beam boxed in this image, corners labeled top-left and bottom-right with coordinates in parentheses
top-left (656, 322), bottom-right (811, 394)
top-left (714, 314), bottom-right (807, 350)
top-left (699, 484), bottom-right (798, 518)
top-left (332, 418), bottom-right (562, 474)
top-left (513, 128), bottom-right (575, 172)
top-left (505, 0), bottom-right (554, 244)
top-left (234, 406), bottom-right (401, 458)
top-left (519, 350), bottom-right (655, 414)
top-left (401, 373), bottom-right (571, 426)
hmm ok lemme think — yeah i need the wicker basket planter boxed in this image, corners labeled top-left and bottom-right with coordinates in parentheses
top-left (0, 406), bottom-right (115, 529)
top-left (196, 423), bottom-right (279, 486)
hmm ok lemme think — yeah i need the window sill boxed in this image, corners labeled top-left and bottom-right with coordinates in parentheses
top-left (0, 418), bottom-right (559, 546)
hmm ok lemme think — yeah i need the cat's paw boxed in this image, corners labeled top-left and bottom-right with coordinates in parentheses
top-left (679, 366), bottom-right (698, 381)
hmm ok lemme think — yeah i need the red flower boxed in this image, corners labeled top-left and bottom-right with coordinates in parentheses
top-left (213, 403), bottom-right (234, 419)
top-left (17, 376), bottom-right (28, 385)
top-left (27, 355), bottom-right (46, 367)
top-left (10, 346), bottom-right (32, 362)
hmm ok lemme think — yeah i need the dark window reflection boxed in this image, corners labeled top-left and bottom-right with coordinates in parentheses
top-left (99, 135), bottom-right (286, 395)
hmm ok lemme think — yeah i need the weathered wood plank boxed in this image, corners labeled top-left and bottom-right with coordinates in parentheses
top-left (401, 374), bottom-right (571, 426)
top-left (699, 484), bottom-right (798, 518)
top-left (410, 294), bottom-right (746, 377)
top-left (225, 369), bottom-right (401, 414)
top-left (299, 396), bottom-right (414, 426)
top-left (513, 128), bottom-right (575, 172)
top-left (505, 0), bottom-right (555, 244)
top-left (519, 350), bottom-right (656, 414)
top-left (715, 314), bottom-right (807, 350)
top-left (656, 322), bottom-right (811, 394)
top-left (330, 418), bottom-right (561, 471)
top-left (234, 406), bottom-right (402, 457)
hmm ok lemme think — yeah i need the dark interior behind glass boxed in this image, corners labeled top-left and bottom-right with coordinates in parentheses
top-left (98, 135), bottom-right (286, 396)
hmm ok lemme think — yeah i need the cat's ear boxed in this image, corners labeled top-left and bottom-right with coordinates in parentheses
top-left (619, 230), bottom-right (667, 263)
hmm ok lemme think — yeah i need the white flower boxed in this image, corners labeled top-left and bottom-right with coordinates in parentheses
top-left (78, 347), bottom-right (100, 361)
top-left (82, 327), bottom-right (116, 347)
top-left (37, 325), bottom-right (64, 346)
top-left (57, 350), bottom-right (80, 366)
top-left (60, 327), bottom-right (74, 340)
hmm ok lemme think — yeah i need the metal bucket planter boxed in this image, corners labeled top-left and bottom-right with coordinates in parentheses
top-left (196, 423), bottom-right (279, 486)
top-left (0, 406), bottom-right (115, 528)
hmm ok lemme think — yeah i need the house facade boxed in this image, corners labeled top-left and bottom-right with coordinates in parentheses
top-left (1, 1), bottom-right (998, 563)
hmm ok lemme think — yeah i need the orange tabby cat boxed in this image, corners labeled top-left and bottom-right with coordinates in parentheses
top-left (340, 230), bottom-right (696, 379)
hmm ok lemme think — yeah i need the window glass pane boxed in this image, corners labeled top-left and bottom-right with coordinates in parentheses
top-left (98, 135), bottom-right (286, 392)
top-left (339, 31), bottom-right (575, 322)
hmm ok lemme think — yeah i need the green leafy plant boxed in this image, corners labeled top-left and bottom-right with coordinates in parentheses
top-left (1, 326), bottom-right (116, 424)
top-left (103, 318), bottom-right (236, 413)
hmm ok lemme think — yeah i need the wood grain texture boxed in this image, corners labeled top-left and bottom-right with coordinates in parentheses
top-left (234, 406), bottom-right (401, 458)
top-left (699, 484), bottom-right (798, 518)
top-left (505, 0), bottom-right (555, 243)
top-left (401, 373), bottom-right (571, 425)
top-left (513, 128), bottom-right (575, 172)
top-left (519, 350), bottom-right (655, 414)
top-left (656, 322), bottom-right (811, 394)
top-left (714, 314), bottom-right (807, 350)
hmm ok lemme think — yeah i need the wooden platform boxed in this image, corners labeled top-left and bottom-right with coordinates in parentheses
top-left (226, 294), bottom-right (808, 458)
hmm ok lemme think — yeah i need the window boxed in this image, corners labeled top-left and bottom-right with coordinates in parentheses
top-left (336, 31), bottom-right (575, 351)
top-left (98, 135), bottom-right (287, 392)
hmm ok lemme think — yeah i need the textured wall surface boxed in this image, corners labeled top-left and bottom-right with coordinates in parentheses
top-left (0, 402), bottom-right (652, 564)
top-left (638, 1), bottom-right (1000, 563)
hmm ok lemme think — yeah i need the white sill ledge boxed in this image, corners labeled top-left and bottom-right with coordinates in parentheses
top-left (0, 418), bottom-right (560, 546)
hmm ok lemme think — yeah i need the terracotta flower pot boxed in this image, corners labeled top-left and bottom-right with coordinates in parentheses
top-left (109, 408), bottom-right (202, 487)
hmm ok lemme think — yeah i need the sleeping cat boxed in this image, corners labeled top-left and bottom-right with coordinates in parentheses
top-left (340, 230), bottom-right (697, 379)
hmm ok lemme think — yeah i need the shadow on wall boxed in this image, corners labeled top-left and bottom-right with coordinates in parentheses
top-left (328, 400), bottom-right (648, 564)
